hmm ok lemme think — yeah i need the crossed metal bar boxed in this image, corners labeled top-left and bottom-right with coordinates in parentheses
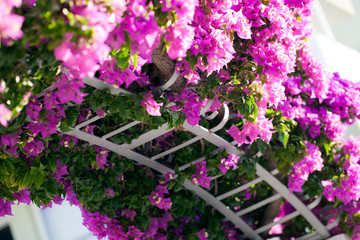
top-left (57, 75), bottom-right (334, 240)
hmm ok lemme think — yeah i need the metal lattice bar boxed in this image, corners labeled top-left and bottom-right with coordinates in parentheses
top-left (56, 75), bottom-right (334, 240)
top-left (151, 136), bottom-right (201, 161)
top-left (183, 180), bottom-right (263, 240)
top-left (296, 232), bottom-right (320, 240)
top-left (64, 128), bottom-right (263, 240)
top-left (120, 124), bottom-right (172, 150)
top-left (83, 77), bottom-right (133, 95)
top-left (216, 169), bottom-right (279, 201)
top-left (183, 122), bottom-right (241, 155)
top-left (101, 121), bottom-right (140, 139)
top-left (74, 116), bottom-right (102, 130)
top-left (256, 164), bottom-right (330, 238)
top-left (236, 194), bottom-right (282, 217)
top-left (178, 148), bottom-right (224, 171)
top-left (254, 196), bottom-right (322, 234)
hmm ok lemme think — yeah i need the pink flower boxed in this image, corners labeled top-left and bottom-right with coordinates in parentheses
top-left (161, 171), bottom-right (175, 184)
top-left (227, 9), bottom-right (252, 39)
top-left (1, 133), bottom-right (18, 146)
top-left (0, 103), bottom-right (12, 127)
top-left (55, 74), bottom-right (87, 105)
top-left (121, 209), bottom-right (136, 221)
top-left (191, 161), bottom-right (211, 189)
top-left (96, 107), bottom-right (105, 117)
top-left (23, 140), bottom-right (45, 157)
top-left (54, 33), bottom-right (110, 78)
top-left (197, 229), bottom-right (209, 240)
top-left (321, 181), bottom-right (335, 202)
top-left (149, 185), bottom-right (172, 210)
top-left (104, 188), bottom-right (114, 198)
top-left (13, 189), bottom-right (31, 205)
top-left (172, 89), bottom-right (204, 126)
top-left (39, 116), bottom-right (58, 139)
top-left (141, 93), bottom-right (163, 116)
top-left (55, 160), bottom-right (69, 178)
top-left (127, 226), bottom-right (143, 240)
top-left (0, 199), bottom-right (14, 217)
top-left (288, 142), bottom-right (323, 192)
top-left (165, 21), bottom-right (195, 59)
top-left (44, 92), bottom-right (59, 110)
top-left (0, 11), bottom-right (24, 43)
top-left (219, 154), bottom-right (240, 175)
top-left (93, 146), bottom-right (109, 169)
top-left (121, 69), bottom-right (139, 88)
top-left (59, 135), bottom-right (78, 148)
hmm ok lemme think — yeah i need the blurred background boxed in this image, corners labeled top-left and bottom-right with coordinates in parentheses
top-left (1, 1), bottom-right (360, 239)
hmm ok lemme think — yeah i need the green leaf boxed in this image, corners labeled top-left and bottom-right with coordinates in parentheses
top-left (49, 156), bottom-right (57, 172)
top-left (132, 53), bottom-right (138, 71)
top-left (21, 172), bottom-right (33, 188)
top-left (151, 117), bottom-right (166, 126)
top-left (59, 120), bottom-right (72, 132)
top-left (324, 141), bottom-right (330, 155)
top-left (65, 108), bottom-right (79, 127)
top-left (140, 214), bottom-right (151, 230)
top-left (45, 182), bottom-right (59, 196)
top-left (187, 55), bottom-right (198, 71)
top-left (167, 180), bottom-right (176, 190)
top-left (109, 102), bottom-right (119, 113)
top-left (90, 98), bottom-right (101, 112)
top-left (141, 205), bottom-right (148, 215)
top-left (114, 47), bottom-right (131, 70)
top-left (39, 109), bottom-right (47, 121)
top-left (279, 131), bottom-right (289, 148)
top-left (173, 183), bottom-right (183, 192)
top-left (34, 172), bottom-right (45, 190)
top-left (177, 174), bottom-right (185, 185)
top-left (207, 158), bottom-right (220, 167)
top-left (102, 93), bottom-right (112, 107)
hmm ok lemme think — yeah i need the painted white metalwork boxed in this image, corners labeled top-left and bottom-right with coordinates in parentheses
top-left (56, 72), bottom-right (336, 240)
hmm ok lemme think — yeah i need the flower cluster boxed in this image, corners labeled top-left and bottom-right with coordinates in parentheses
top-left (54, 2), bottom-right (116, 78)
top-left (191, 161), bottom-right (211, 189)
top-left (163, 0), bottom-right (198, 59)
top-left (219, 154), bottom-right (239, 175)
top-left (0, 0), bottom-right (24, 45)
top-left (288, 142), bottom-right (323, 192)
top-left (228, 100), bottom-right (275, 146)
top-left (141, 92), bottom-right (163, 117)
top-left (322, 137), bottom-right (360, 205)
top-left (197, 229), bottom-right (209, 240)
top-left (280, 50), bottom-right (360, 141)
top-left (93, 146), bottom-right (109, 169)
top-left (2, 0), bottom-right (360, 238)
top-left (143, 212), bottom-right (173, 239)
top-left (1, 132), bottom-right (20, 157)
top-left (149, 185), bottom-right (172, 210)
top-left (171, 89), bottom-right (205, 126)
top-left (0, 103), bottom-right (12, 127)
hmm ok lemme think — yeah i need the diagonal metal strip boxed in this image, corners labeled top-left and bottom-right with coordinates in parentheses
top-left (182, 122), bottom-right (241, 155)
top-left (63, 128), bottom-right (263, 240)
top-left (256, 164), bottom-right (330, 239)
top-left (59, 76), bottom-right (330, 240)
top-left (216, 169), bottom-right (279, 201)
top-left (120, 124), bottom-right (173, 150)
top-left (182, 123), bottom-right (330, 239)
top-left (254, 195), bottom-right (323, 234)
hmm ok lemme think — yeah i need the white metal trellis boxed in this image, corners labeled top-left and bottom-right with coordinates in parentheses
top-left (57, 74), bottom-right (338, 240)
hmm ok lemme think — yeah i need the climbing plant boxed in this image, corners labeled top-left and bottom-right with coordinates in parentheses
top-left (1, 0), bottom-right (360, 239)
